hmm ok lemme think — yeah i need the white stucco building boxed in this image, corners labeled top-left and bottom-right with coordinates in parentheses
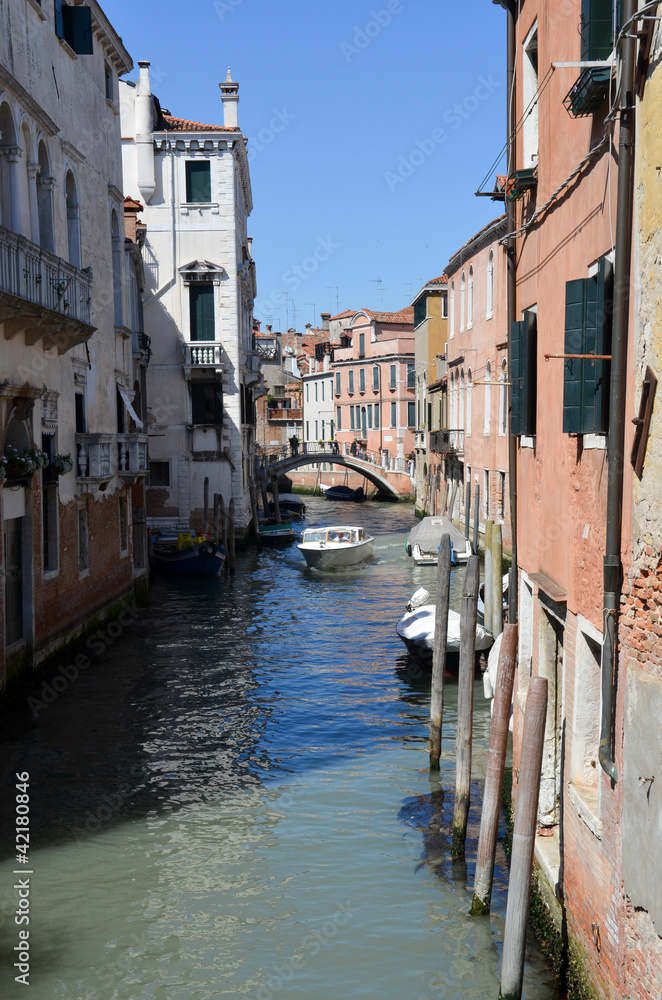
top-left (120, 64), bottom-right (259, 532)
top-left (303, 357), bottom-right (334, 448)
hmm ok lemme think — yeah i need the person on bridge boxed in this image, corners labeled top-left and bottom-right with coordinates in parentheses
top-left (289, 435), bottom-right (299, 456)
top-left (350, 441), bottom-right (357, 456)
top-left (332, 438), bottom-right (340, 455)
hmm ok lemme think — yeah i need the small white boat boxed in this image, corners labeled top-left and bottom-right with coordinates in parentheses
top-left (297, 525), bottom-right (374, 570)
top-left (396, 588), bottom-right (493, 663)
top-left (406, 516), bottom-right (472, 566)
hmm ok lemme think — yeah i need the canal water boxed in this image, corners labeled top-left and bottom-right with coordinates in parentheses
top-left (0, 498), bottom-right (560, 999)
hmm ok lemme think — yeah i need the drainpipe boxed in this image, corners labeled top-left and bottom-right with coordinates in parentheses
top-left (600, 0), bottom-right (636, 783)
top-left (493, 0), bottom-right (518, 623)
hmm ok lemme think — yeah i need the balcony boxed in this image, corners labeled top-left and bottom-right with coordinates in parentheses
top-left (0, 225), bottom-right (94, 353)
top-left (563, 67), bottom-right (612, 118)
top-left (430, 429), bottom-right (464, 455)
top-left (268, 407), bottom-right (302, 421)
top-left (117, 433), bottom-right (148, 485)
top-left (76, 434), bottom-right (113, 492)
top-left (183, 343), bottom-right (223, 374)
top-left (415, 429), bottom-right (427, 450)
top-left (133, 331), bottom-right (152, 362)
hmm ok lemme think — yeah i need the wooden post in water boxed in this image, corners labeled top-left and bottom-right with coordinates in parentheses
top-left (271, 476), bottom-right (282, 523)
top-left (500, 676), bottom-right (548, 1000)
top-left (491, 522), bottom-right (503, 637)
top-left (484, 520), bottom-right (494, 634)
top-left (452, 555), bottom-right (480, 857)
top-left (249, 480), bottom-right (261, 549)
top-left (441, 479), bottom-right (449, 516)
top-left (430, 533), bottom-right (452, 770)
top-left (213, 493), bottom-right (219, 545)
top-left (227, 498), bottom-right (236, 575)
top-left (448, 477), bottom-right (458, 523)
top-left (471, 623), bottom-right (518, 915)
top-left (218, 494), bottom-right (228, 558)
top-left (473, 483), bottom-right (480, 555)
top-left (259, 466), bottom-right (270, 517)
top-left (203, 477), bottom-right (209, 535)
top-left (465, 481), bottom-right (471, 540)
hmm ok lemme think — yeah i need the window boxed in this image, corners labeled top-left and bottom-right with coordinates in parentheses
top-left (55, 1), bottom-right (93, 54)
top-left (105, 62), bottom-right (114, 102)
top-left (570, 623), bottom-right (602, 795)
top-left (390, 364), bottom-right (396, 389)
top-left (75, 392), bottom-right (86, 433)
top-left (484, 469), bottom-right (490, 519)
top-left (65, 170), bottom-right (81, 267)
top-left (522, 25), bottom-right (539, 167)
top-left (348, 370), bottom-right (354, 393)
top-left (499, 470), bottom-right (506, 519)
top-left (314, 420), bottom-right (318, 440)
top-left (466, 370), bottom-right (472, 436)
top-left (581, 0), bottom-right (620, 61)
top-left (367, 405), bottom-right (373, 429)
top-left (321, 420), bottom-right (325, 440)
top-left (337, 406), bottom-right (342, 431)
top-left (119, 496), bottom-right (128, 554)
top-left (563, 258), bottom-right (612, 434)
top-left (391, 401), bottom-right (397, 428)
top-left (407, 401), bottom-right (415, 427)
top-left (359, 369), bottom-right (366, 392)
top-left (414, 295), bottom-right (427, 327)
top-left (511, 309), bottom-right (538, 436)
top-left (321, 382), bottom-right (325, 402)
top-left (190, 284), bottom-right (215, 341)
top-left (360, 407), bottom-right (367, 434)
top-left (42, 434), bottom-right (58, 573)
top-left (306, 383), bottom-right (309, 403)
top-left (315, 382), bottom-right (318, 402)
top-left (116, 386), bottom-right (125, 434)
top-left (467, 266), bottom-right (474, 329)
top-left (460, 271), bottom-right (465, 332)
top-left (37, 141), bottom-right (54, 252)
top-left (335, 372), bottom-right (341, 395)
top-left (450, 280), bottom-right (455, 339)
top-left (374, 403), bottom-right (380, 429)
top-left (359, 333), bottom-right (365, 358)
top-left (459, 370), bottom-right (465, 431)
top-left (111, 208), bottom-right (122, 326)
top-left (372, 366), bottom-right (380, 390)
top-left (407, 364), bottom-right (415, 389)
top-left (78, 507), bottom-right (89, 572)
top-left (306, 420), bottom-right (310, 440)
top-left (191, 381), bottom-right (223, 424)
top-left (499, 360), bottom-right (508, 435)
top-left (441, 290), bottom-right (448, 319)
top-left (486, 250), bottom-right (494, 319)
top-left (186, 161), bottom-right (212, 203)
top-left (484, 361), bottom-right (491, 435)
top-left (350, 406), bottom-right (355, 430)
top-left (149, 462), bottom-right (170, 486)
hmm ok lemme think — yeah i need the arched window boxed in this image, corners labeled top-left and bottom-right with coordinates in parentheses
top-left (459, 369), bottom-right (465, 431)
top-left (460, 270), bottom-right (465, 333)
top-left (449, 279), bottom-right (455, 340)
top-left (111, 208), bottom-right (123, 326)
top-left (449, 371), bottom-right (456, 428)
top-left (65, 170), bottom-right (81, 267)
top-left (466, 369), bottom-right (472, 436)
top-left (499, 358), bottom-right (508, 435)
top-left (0, 102), bottom-right (19, 232)
top-left (467, 266), bottom-right (473, 329)
top-left (484, 360), bottom-right (492, 435)
top-left (486, 250), bottom-right (494, 319)
top-left (22, 123), bottom-right (37, 241)
top-left (37, 141), bottom-right (55, 252)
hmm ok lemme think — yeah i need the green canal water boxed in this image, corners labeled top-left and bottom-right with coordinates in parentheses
top-left (0, 499), bottom-right (560, 999)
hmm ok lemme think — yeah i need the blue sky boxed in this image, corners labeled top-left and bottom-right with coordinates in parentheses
top-left (103, 0), bottom-right (507, 328)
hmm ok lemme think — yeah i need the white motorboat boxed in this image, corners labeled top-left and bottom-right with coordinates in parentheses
top-left (396, 588), bottom-right (494, 663)
top-left (297, 525), bottom-right (374, 570)
top-left (405, 516), bottom-right (472, 566)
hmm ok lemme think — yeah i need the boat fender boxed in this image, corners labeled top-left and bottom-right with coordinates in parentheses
top-left (199, 542), bottom-right (217, 558)
top-left (406, 540), bottom-right (412, 557)
top-left (482, 669), bottom-right (493, 700)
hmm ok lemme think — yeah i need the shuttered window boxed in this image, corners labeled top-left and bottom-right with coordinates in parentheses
top-left (581, 0), bottom-right (620, 61)
top-left (185, 161), bottom-right (212, 203)
top-left (563, 258), bottom-right (612, 434)
top-left (55, 2), bottom-right (94, 54)
top-left (335, 372), bottom-right (341, 395)
top-left (510, 310), bottom-right (537, 436)
top-left (190, 284), bottom-right (215, 341)
top-left (192, 382), bottom-right (223, 425)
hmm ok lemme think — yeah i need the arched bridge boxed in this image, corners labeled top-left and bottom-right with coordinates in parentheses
top-left (261, 449), bottom-right (405, 497)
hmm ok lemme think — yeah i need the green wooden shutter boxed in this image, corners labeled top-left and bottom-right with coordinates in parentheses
top-left (190, 284), bottom-right (215, 341)
top-left (563, 259), bottom-right (612, 434)
top-left (510, 320), bottom-right (523, 436)
top-left (581, 0), bottom-right (617, 60)
top-left (62, 6), bottom-right (93, 54)
top-left (186, 162), bottom-right (211, 203)
top-left (510, 312), bottom-right (537, 436)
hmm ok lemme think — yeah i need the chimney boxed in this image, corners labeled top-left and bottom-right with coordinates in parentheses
top-left (219, 67), bottom-right (239, 128)
top-left (321, 312), bottom-right (330, 331)
top-left (123, 196), bottom-right (144, 243)
top-left (135, 61), bottom-right (156, 204)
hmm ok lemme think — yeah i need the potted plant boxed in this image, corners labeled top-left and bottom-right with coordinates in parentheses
top-left (5, 445), bottom-right (49, 480)
top-left (50, 453), bottom-right (74, 476)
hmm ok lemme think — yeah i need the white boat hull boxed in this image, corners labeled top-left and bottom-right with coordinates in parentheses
top-left (396, 604), bottom-right (493, 661)
top-left (298, 537), bottom-right (374, 570)
top-left (411, 539), bottom-right (472, 565)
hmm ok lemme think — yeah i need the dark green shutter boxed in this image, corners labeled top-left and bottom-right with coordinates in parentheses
top-left (563, 259), bottom-right (612, 434)
top-left (510, 320), bottom-right (524, 436)
top-left (186, 162), bottom-right (211, 203)
top-left (359, 333), bottom-right (365, 357)
top-left (62, 6), bottom-right (93, 54)
top-left (414, 297), bottom-right (426, 327)
top-left (581, 0), bottom-right (618, 60)
top-left (511, 311), bottom-right (537, 436)
top-left (192, 383), bottom-right (223, 424)
top-left (190, 284), bottom-right (215, 341)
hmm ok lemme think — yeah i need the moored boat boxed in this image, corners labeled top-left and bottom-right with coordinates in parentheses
top-left (320, 484), bottom-right (366, 502)
top-left (151, 532), bottom-right (225, 576)
top-left (297, 525), bottom-right (374, 570)
top-left (405, 516), bottom-right (472, 565)
top-left (268, 494), bottom-right (306, 519)
top-left (396, 588), bottom-right (493, 664)
top-left (258, 518), bottom-right (297, 543)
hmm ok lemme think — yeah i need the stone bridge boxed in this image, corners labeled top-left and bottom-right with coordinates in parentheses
top-left (261, 450), bottom-right (410, 497)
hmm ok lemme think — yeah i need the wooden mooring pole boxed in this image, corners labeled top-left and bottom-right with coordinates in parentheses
top-left (484, 519), bottom-right (494, 634)
top-left (441, 479), bottom-right (449, 516)
top-left (452, 554), bottom-right (480, 856)
top-left (249, 480), bottom-right (261, 549)
top-left (259, 467), bottom-right (270, 517)
top-left (471, 623), bottom-right (518, 915)
top-left (465, 481), bottom-right (471, 540)
top-left (430, 533), bottom-right (452, 770)
top-left (448, 477), bottom-right (458, 523)
top-left (473, 483), bottom-right (480, 555)
top-left (218, 494), bottom-right (228, 561)
top-left (203, 477), bottom-right (209, 535)
top-left (227, 498), bottom-right (236, 576)
top-left (499, 675), bottom-right (548, 1000)
top-left (491, 522), bottom-right (503, 637)
top-left (271, 476), bottom-right (282, 524)
top-left (213, 493), bottom-right (219, 545)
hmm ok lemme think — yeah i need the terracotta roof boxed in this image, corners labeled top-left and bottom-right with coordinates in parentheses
top-left (161, 114), bottom-right (236, 133)
top-left (356, 307), bottom-right (415, 325)
top-left (124, 196), bottom-right (143, 211)
top-left (329, 309), bottom-right (355, 320)
top-left (427, 274), bottom-right (448, 285)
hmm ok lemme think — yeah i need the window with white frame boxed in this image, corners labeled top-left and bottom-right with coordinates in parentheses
top-left (459, 370), bottom-right (465, 431)
top-left (484, 360), bottom-right (491, 435)
top-left (499, 359), bottom-right (508, 435)
top-left (523, 23), bottom-right (539, 167)
top-left (460, 271), bottom-right (465, 332)
top-left (466, 369), bottom-right (472, 436)
top-left (450, 280), bottom-right (455, 339)
top-left (467, 266), bottom-right (474, 329)
top-left (486, 249), bottom-right (494, 319)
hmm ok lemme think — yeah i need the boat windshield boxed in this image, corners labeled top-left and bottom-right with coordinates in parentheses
top-left (303, 530), bottom-right (327, 543)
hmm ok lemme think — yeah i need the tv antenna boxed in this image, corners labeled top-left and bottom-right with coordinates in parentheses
top-left (305, 303), bottom-right (316, 328)
top-left (326, 286), bottom-right (340, 314)
top-left (370, 278), bottom-right (387, 309)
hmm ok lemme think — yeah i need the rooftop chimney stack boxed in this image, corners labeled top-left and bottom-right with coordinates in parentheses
top-left (321, 312), bottom-right (331, 331)
top-left (136, 61), bottom-right (156, 204)
top-left (219, 68), bottom-right (239, 129)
